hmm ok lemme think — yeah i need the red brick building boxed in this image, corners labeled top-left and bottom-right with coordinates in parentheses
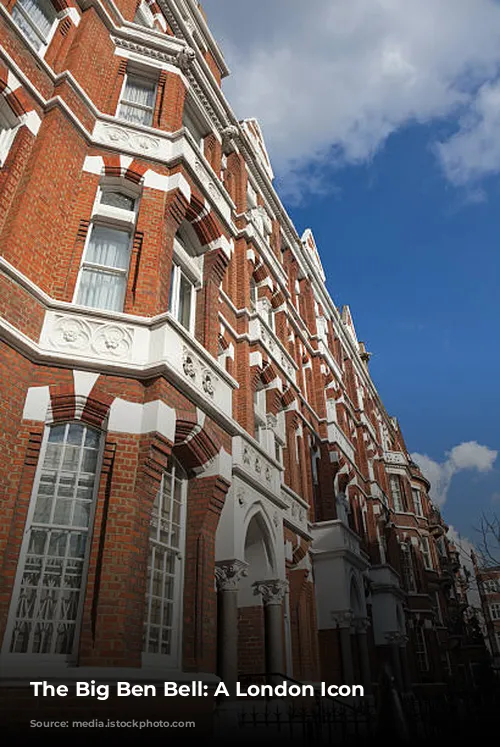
top-left (0, 0), bottom-right (483, 732)
top-left (473, 556), bottom-right (500, 673)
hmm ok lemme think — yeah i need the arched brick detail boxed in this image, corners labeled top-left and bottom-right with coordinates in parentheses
top-left (174, 412), bottom-right (220, 472)
top-left (49, 384), bottom-right (112, 428)
top-left (101, 156), bottom-right (148, 185)
top-left (261, 361), bottom-right (278, 385)
top-left (49, 383), bottom-right (77, 422)
top-left (185, 193), bottom-right (223, 247)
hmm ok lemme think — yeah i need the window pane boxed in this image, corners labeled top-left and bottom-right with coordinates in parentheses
top-left (86, 226), bottom-right (131, 270)
top-left (77, 268), bottom-right (127, 312)
top-left (100, 191), bottom-right (136, 211)
top-left (119, 104), bottom-right (153, 127)
top-left (178, 273), bottom-right (192, 329)
top-left (9, 423), bottom-right (101, 655)
top-left (143, 462), bottom-right (185, 658)
top-left (11, 8), bottom-right (42, 47)
top-left (12, 0), bottom-right (55, 47)
top-left (123, 77), bottom-right (156, 108)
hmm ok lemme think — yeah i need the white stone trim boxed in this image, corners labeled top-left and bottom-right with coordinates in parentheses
top-left (22, 386), bottom-right (51, 422)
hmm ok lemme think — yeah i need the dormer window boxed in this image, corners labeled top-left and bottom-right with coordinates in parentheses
top-left (11, 0), bottom-right (57, 53)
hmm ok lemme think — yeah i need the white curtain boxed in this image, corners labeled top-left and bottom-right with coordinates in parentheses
top-left (77, 226), bottom-right (130, 312)
top-left (12, 0), bottom-right (55, 47)
top-left (120, 77), bottom-right (156, 126)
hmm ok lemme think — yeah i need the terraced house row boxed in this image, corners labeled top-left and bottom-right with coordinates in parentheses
top-left (0, 0), bottom-right (484, 727)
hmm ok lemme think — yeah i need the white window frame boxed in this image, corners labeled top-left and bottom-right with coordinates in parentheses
top-left (182, 102), bottom-right (208, 151)
top-left (400, 543), bottom-right (416, 593)
top-left (412, 488), bottom-right (423, 516)
top-left (414, 626), bottom-right (429, 672)
top-left (490, 603), bottom-right (500, 621)
top-left (250, 276), bottom-right (258, 312)
top-left (0, 98), bottom-right (21, 167)
top-left (73, 182), bottom-right (139, 313)
top-left (389, 475), bottom-right (404, 513)
top-left (133, 0), bottom-right (155, 27)
top-left (2, 422), bottom-right (104, 664)
top-left (484, 579), bottom-right (499, 594)
top-left (142, 459), bottom-right (187, 669)
top-left (420, 535), bottom-right (433, 570)
top-left (116, 69), bottom-right (158, 128)
top-left (167, 232), bottom-right (202, 335)
top-left (11, 0), bottom-right (59, 56)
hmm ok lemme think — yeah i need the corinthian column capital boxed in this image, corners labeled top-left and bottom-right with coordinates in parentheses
top-left (253, 578), bottom-right (289, 606)
top-left (215, 559), bottom-right (248, 591)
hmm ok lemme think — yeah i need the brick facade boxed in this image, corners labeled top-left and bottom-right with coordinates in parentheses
top-left (0, 0), bottom-right (489, 735)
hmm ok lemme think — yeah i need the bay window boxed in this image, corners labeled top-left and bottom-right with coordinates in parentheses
top-left (414, 626), bottom-right (429, 672)
top-left (389, 475), bottom-right (404, 512)
top-left (4, 422), bottom-right (102, 657)
top-left (117, 72), bottom-right (157, 127)
top-left (167, 231), bottom-right (201, 334)
top-left (76, 225), bottom-right (132, 312)
top-left (421, 536), bottom-right (433, 570)
top-left (412, 488), bottom-right (423, 516)
top-left (0, 98), bottom-right (20, 167)
top-left (168, 264), bottom-right (195, 332)
top-left (401, 544), bottom-right (416, 593)
top-left (143, 459), bottom-right (186, 663)
top-left (75, 184), bottom-right (139, 313)
top-left (11, 0), bottom-right (57, 53)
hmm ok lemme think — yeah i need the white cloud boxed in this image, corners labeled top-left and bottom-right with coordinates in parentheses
top-left (411, 441), bottom-right (497, 506)
top-left (437, 81), bottom-right (500, 184)
top-left (202, 0), bottom-right (500, 193)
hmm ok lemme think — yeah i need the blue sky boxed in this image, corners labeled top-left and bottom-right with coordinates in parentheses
top-left (201, 0), bottom-right (500, 544)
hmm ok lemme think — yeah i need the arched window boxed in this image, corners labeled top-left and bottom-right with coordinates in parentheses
top-left (143, 457), bottom-right (187, 665)
top-left (4, 422), bottom-right (102, 657)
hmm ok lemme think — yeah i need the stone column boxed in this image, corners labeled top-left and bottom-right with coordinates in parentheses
top-left (332, 611), bottom-right (354, 685)
top-left (215, 560), bottom-right (248, 697)
top-left (353, 618), bottom-right (372, 694)
top-left (254, 579), bottom-right (289, 684)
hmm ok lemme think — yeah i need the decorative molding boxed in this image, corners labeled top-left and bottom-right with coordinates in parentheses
top-left (175, 46), bottom-right (196, 72)
top-left (331, 610), bottom-right (353, 628)
top-left (98, 123), bottom-right (161, 154)
top-left (215, 559), bottom-right (248, 591)
top-left (253, 578), bottom-right (289, 606)
top-left (48, 314), bottom-right (134, 360)
top-left (182, 347), bottom-right (218, 399)
top-left (352, 617), bottom-right (370, 634)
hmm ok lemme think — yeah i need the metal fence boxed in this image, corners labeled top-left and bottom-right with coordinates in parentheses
top-left (228, 673), bottom-right (499, 745)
